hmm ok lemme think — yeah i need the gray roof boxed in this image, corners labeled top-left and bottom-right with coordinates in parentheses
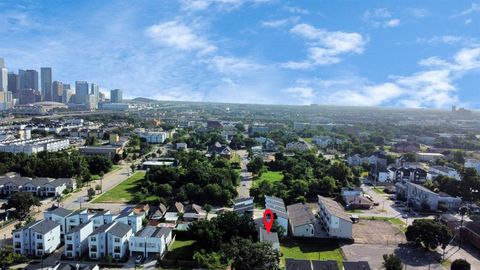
top-left (108, 222), bottom-right (132, 237)
top-left (47, 207), bottom-right (74, 217)
top-left (287, 203), bottom-right (316, 228)
top-left (317, 195), bottom-right (352, 222)
top-left (265, 196), bottom-right (288, 219)
top-left (343, 261), bottom-right (371, 270)
top-left (312, 260), bottom-right (339, 270)
top-left (259, 227), bottom-right (279, 244)
top-left (285, 259), bottom-right (312, 270)
top-left (90, 223), bottom-right (112, 235)
top-left (30, 219), bottom-right (60, 234)
top-left (136, 225), bottom-right (171, 238)
top-left (68, 221), bottom-right (92, 233)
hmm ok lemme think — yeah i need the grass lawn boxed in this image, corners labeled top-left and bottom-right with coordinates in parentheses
top-left (363, 216), bottom-right (406, 232)
top-left (231, 152), bottom-right (241, 163)
top-left (372, 187), bottom-right (385, 194)
top-left (253, 170), bottom-right (283, 187)
top-left (91, 165), bottom-right (122, 180)
top-left (303, 138), bottom-right (313, 143)
top-left (91, 171), bottom-right (146, 203)
top-left (281, 239), bottom-right (344, 268)
top-left (165, 240), bottom-right (197, 261)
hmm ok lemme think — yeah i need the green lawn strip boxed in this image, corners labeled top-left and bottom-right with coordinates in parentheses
top-left (280, 238), bottom-right (344, 268)
top-left (303, 138), bottom-right (313, 143)
top-left (372, 187), bottom-right (385, 194)
top-left (362, 216), bottom-right (406, 232)
top-left (91, 171), bottom-right (146, 203)
top-left (166, 240), bottom-right (197, 261)
top-left (91, 165), bottom-right (122, 180)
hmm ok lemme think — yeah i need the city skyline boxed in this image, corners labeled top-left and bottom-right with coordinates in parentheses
top-left (0, 1), bottom-right (480, 108)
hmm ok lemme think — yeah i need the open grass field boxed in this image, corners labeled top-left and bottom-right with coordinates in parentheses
top-left (91, 171), bottom-right (145, 203)
top-left (253, 170), bottom-right (283, 187)
top-left (280, 239), bottom-right (344, 268)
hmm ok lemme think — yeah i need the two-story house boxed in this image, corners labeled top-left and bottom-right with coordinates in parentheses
top-left (64, 221), bottom-right (94, 259)
top-left (13, 220), bottom-right (61, 256)
top-left (88, 222), bottom-right (133, 261)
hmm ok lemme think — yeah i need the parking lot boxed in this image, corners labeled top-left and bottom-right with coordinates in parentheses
top-left (353, 219), bottom-right (406, 245)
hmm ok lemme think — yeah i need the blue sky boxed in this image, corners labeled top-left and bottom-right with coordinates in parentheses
top-left (1, 0), bottom-right (480, 108)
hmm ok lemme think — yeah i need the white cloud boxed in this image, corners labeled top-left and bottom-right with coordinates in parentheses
top-left (363, 8), bottom-right (400, 28)
top-left (179, 0), bottom-right (273, 11)
top-left (282, 23), bottom-right (366, 69)
top-left (407, 8), bottom-right (429, 18)
top-left (282, 87), bottom-right (315, 105)
top-left (288, 46), bottom-right (480, 108)
top-left (145, 20), bottom-right (217, 54)
top-left (283, 5), bottom-right (309, 14)
top-left (261, 17), bottom-right (299, 28)
top-left (204, 56), bottom-right (264, 75)
top-left (465, 18), bottom-right (473, 24)
top-left (454, 2), bottom-right (480, 17)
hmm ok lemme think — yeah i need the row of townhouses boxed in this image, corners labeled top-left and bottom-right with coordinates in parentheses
top-left (0, 172), bottom-right (76, 197)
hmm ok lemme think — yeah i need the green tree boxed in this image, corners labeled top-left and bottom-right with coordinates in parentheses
top-left (405, 219), bottom-right (451, 250)
top-left (247, 157), bottom-right (264, 175)
top-left (193, 250), bottom-right (230, 270)
top-left (5, 192), bottom-right (41, 218)
top-left (382, 254), bottom-right (403, 270)
top-left (0, 245), bottom-right (26, 267)
top-left (203, 204), bottom-right (212, 218)
top-left (87, 188), bottom-right (96, 201)
top-left (451, 259), bottom-right (471, 270)
top-left (224, 237), bottom-right (281, 270)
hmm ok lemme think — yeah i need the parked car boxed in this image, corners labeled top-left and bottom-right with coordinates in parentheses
top-left (135, 255), bottom-right (144, 264)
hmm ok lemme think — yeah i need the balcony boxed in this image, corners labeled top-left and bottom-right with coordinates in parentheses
top-left (90, 246), bottom-right (97, 252)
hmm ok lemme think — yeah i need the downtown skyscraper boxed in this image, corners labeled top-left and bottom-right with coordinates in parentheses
top-left (41, 67), bottom-right (52, 101)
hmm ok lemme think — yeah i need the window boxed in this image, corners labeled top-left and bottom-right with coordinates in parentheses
top-left (114, 237), bottom-right (120, 243)
top-left (14, 234), bottom-right (20, 238)
top-left (114, 247), bottom-right (120, 253)
top-left (14, 243), bottom-right (21, 249)
top-left (36, 234), bottom-right (42, 239)
top-left (114, 254), bottom-right (120, 260)
top-left (66, 235), bottom-right (72, 241)
top-left (91, 253), bottom-right (96, 259)
top-left (91, 237), bottom-right (96, 241)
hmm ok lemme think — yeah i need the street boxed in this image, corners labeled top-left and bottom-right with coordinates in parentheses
top-left (236, 149), bottom-right (252, 199)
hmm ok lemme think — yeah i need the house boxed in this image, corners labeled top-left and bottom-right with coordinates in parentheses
top-left (183, 204), bottom-right (205, 221)
top-left (258, 227), bottom-right (279, 251)
top-left (286, 203), bottom-right (316, 237)
top-left (344, 196), bottom-right (373, 210)
top-left (255, 137), bottom-right (277, 152)
top-left (265, 196), bottom-right (288, 235)
top-left (428, 166), bottom-right (461, 181)
top-left (115, 209), bottom-right (144, 233)
top-left (392, 142), bottom-right (420, 153)
top-left (347, 152), bottom-right (387, 167)
top-left (233, 197), bottom-right (254, 217)
top-left (88, 222), bottom-right (133, 260)
top-left (395, 181), bottom-right (462, 211)
top-left (343, 261), bottom-right (372, 270)
top-left (341, 187), bottom-right (362, 203)
top-left (65, 209), bottom-right (95, 233)
top-left (164, 202), bottom-right (184, 223)
top-left (317, 195), bottom-right (353, 239)
top-left (129, 226), bottom-right (173, 257)
top-left (64, 221), bottom-right (94, 259)
top-left (44, 206), bottom-right (74, 236)
top-left (389, 165), bottom-right (427, 183)
top-left (176, 142), bottom-right (187, 150)
top-left (149, 203), bottom-right (168, 221)
top-left (312, 135), bottom-right (343, 149)
top-left (133, 204), bottom-right (150, 219)
top-left (251, 146), bottom-right (263, 155)
top-left (207, 142), bottom-right (232, 159)
top-left (0, 173), bottom-right (73, 197)
top-left (286, 141), bottom-right (310, 152)
top-left (285, 259), bottom-right (339, 270)
top-left (13, 219), bottom-right (61, 256)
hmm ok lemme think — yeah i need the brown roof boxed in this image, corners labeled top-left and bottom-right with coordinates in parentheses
top-left (318, 195), bottom-right (352, 222)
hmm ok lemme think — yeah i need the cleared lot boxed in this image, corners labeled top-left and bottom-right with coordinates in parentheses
top-left (353, 219), bottom-right (406, 245)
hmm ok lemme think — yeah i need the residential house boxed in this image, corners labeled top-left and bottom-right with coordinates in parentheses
top-left (416, 152), bottom-right (445, 162)
top-left (317, 195), bottom-right (353, 239)
top-left (115, 209), bottom-right (144, 233)
top-left (13, 219), bottom-right (61, 256)
top-left (255, 137), bottom-right (277, 152)
top-left (392, 142), bottom-right (420, 153)
top-left (265, 196), bottom-right (288, 235)
top-left (428, 166), bottom-right (461, 181)
top-left (207, 142), bottom-right (232, 159)
top-left (88, 222), bottom-right (133, 260)
top-left (183, 204), bottom-right (205, 221)
top-left (258, 227), bottom-right (279, 251)
top-left (176, 142), bottom-right (187, 150)
top-left (389, 165), bottom-right (427, 183)
top-left (286, 203), bottom-right (316, 237)
top-left (233, 197), bottom-right (254, 217)
top-left (312, 135), bottom-right (343, 149)
top-left (0, 173), bottom-right (73, 197)
top-left (64, 221), bottom-right (94, 259)
top-left (163, 202), bottom-right (183, 224)
top-left (285, 259), bottom-right (339, 270)
top-left (129, 226), bottom-right (173, 257)
top-left (149, 203), bottom-right (168, 221)
top-left (66, 209), bottom-right (94, 233)
top-left (286, 141), bottom-right (310, 152)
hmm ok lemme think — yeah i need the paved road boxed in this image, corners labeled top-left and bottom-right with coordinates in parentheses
top-left (236, 150), bottom-right (252, 199)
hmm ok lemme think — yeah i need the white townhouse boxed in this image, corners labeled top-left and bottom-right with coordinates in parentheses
top-left (44, 206), bottom-right (74, 236)
top-left (129, 226), bottom-right (173, 257)
top-left (13, 219), bottom-right (61, 256)
top-left (115, 209), bottom-right (143, 233)
top-left (428, 165), bottom-right (461, 181)
top-left (265, 196), bottom-right (288, 235)
top-left (66, 209), bottom-right (95, 233)
top-left (286, 203), bottom-right (316, 238)
top-left (91, 210), bottom-right (116, 230)
top-left (88, 222), bottom-right (133, 261)
top-left (0, 174), bottom-right (74, 197)
top-left (64, 221), bottom-right (94, 259)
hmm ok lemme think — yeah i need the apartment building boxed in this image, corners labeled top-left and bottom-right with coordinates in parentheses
top-left (64, 221), bottom-right (94, 259)
top-left (317, 195), bottom-right (353, 239)
top-left (88, 222), bottom-right (133, 260)
top-left (265, 196), bottom-right (288, 235)
top-left (44, 206), bottom-right (74, 236)
top-left (395, 181), bottom-right (462, 211)
top-left (13, 220), bottom-right (61, 256)
top-left (286, 203), bottom-right (317, 237)
top-left (129, 226), bottom-right (173, 257)
top-left (0, 137), bottom-right (69, 154)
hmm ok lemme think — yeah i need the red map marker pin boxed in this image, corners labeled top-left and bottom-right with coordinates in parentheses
top-left (263, 208), bottom-right (274, 234)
